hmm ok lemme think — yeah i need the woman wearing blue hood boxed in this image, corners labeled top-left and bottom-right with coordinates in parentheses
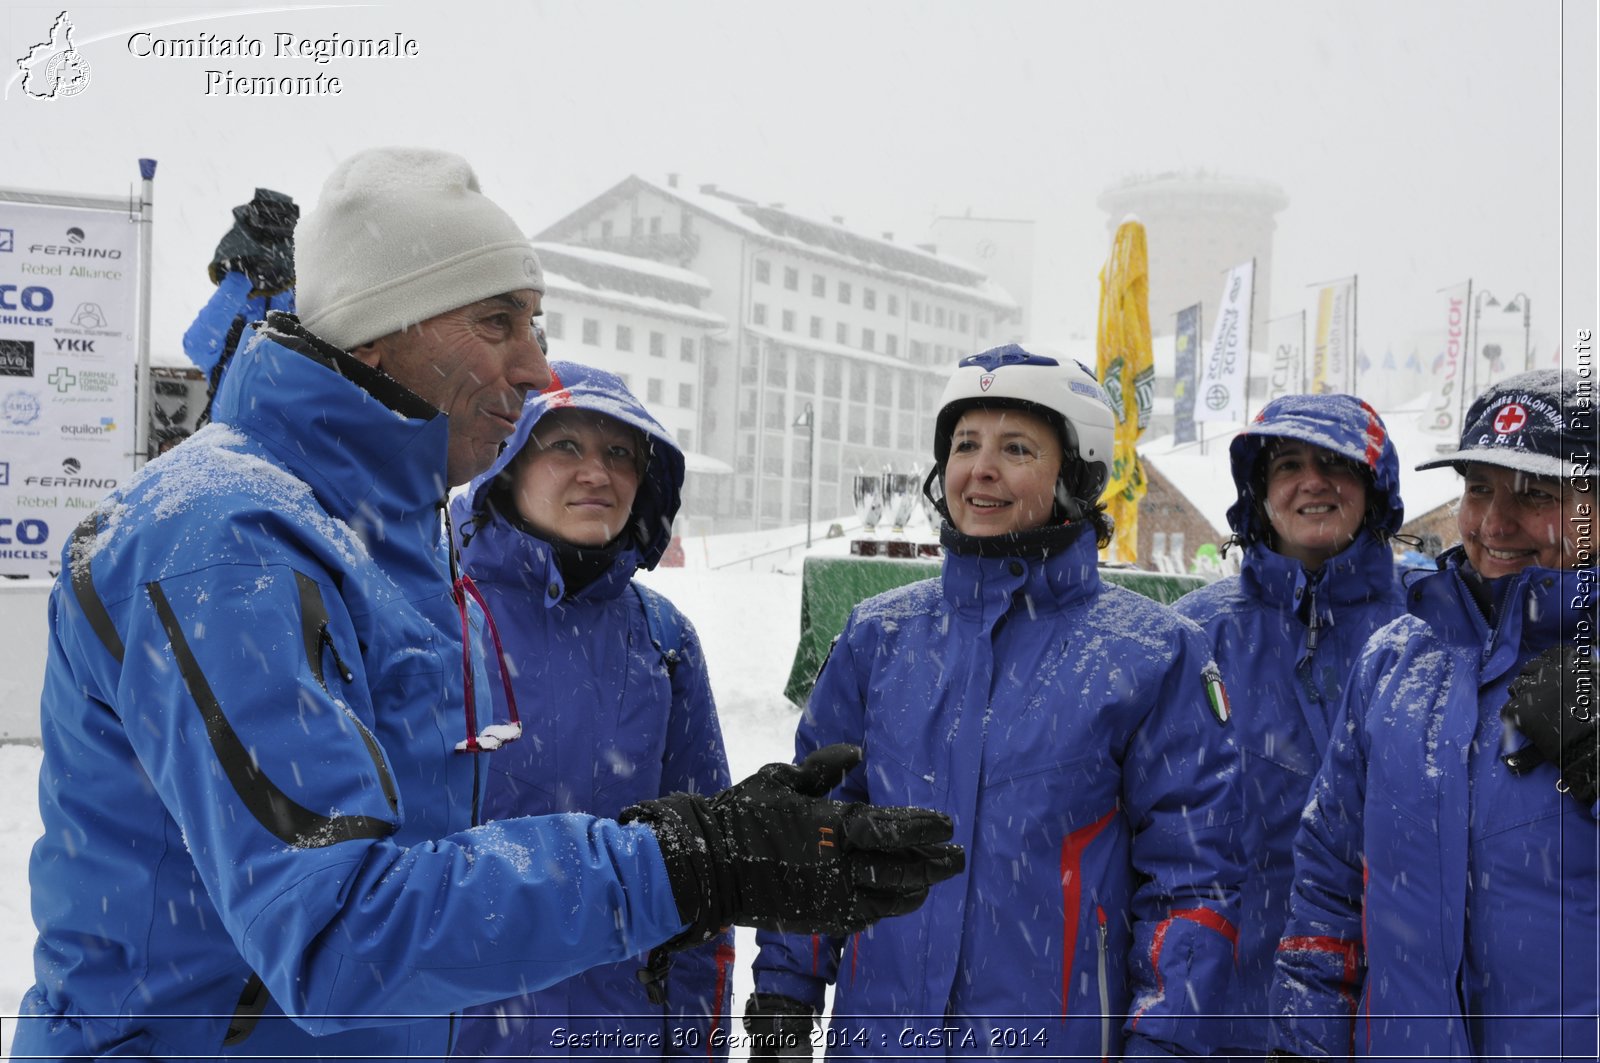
top-left (450, 360), bottom-right (734, 1060)
top-left (746, 345), bottom-right (1244, 1060)
top-left (1270, 369), bottom-right (1597, 1060)
top-left (1172, 393), bottom-right (1406, 1063)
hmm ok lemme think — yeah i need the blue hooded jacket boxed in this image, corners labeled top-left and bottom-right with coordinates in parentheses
top-left (1173, 393), bottom-right (1406, 1058)
top-left (754, 524), bottom-right (1244, 1059)
top-left (15, 318), bottom-right (686, 1062)
top-left (450, 361), bottom-right (733, 1060)
top-left (1271, 548), bottom-right (1599, 1060)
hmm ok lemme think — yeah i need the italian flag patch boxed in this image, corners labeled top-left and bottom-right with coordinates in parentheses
top-left (1202, 663), bottom-right (1231, 726)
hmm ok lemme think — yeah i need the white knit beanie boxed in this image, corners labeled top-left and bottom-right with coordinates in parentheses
top-left (294, 147), bottom-right (546, 351)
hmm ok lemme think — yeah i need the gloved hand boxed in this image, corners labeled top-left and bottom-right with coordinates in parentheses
top-left (1501, 644), bottom-right (1599, 805)
top-left (622, 744), bottom-right (963, 947)
top-left (744, 992), bottom-right (817, 1061)
top-left (208, 187), bottom-right (299, 295)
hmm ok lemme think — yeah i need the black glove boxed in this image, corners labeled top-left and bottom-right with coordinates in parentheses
top-left (1501, 644), bottom-right (1599, 806)
top-left (208, 187), bottom-right (298, 295)
top-left (743, 992), bottom-right (817, 1061)
top-left (622, 744), bottom-right (963, 946)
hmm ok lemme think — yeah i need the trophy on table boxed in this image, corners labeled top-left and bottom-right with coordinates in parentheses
top-left (880, 472), bottom-right (921, 557)
top-left (850, 472), bottom-right (885, 556)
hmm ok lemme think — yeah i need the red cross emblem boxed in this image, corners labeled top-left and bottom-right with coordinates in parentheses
top-left (1492, 403), bottom-right (1527, 435)
top-left (979, 372), bottom-right (995, 391)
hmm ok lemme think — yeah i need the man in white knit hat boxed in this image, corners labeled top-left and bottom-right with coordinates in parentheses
top-left (16, 147), bottom-right (962, 1061)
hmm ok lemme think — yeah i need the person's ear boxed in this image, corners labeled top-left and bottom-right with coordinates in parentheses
top-left (349, 339), bottom-right (382, 369)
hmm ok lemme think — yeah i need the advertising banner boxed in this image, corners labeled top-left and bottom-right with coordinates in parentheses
top-left (1264, 312), bottom-right (1304, 402)
top-left (1310, 278), bottom-right (1355, 394)
top-left (0, 200), bottom-right (140, 578)
top-left (1195, 260), bottom-right (1254, 423)
top-left (1425, 282), bottom-right (1470, 432)
top-left (1173, 303), bottom-right (1200, 444)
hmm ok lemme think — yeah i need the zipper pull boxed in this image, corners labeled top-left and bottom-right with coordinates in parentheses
top-left (1305, 582), bottom-right (1321, 653)
top-left (320, 624), bottom-right (355, 683)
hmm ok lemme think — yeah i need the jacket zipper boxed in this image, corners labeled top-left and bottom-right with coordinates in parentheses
top-left (1096, 905), bottom-right (1110, 1063)
top-left (1305, 580), bottom-right (1321, 653)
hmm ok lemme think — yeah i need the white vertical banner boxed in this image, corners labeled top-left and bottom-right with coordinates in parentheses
top-left (1195, 260), bottom-right (1254, 423)
top-left (0, 198), bottom-right (140, 578)
top-left (1264, 312), bottom-right (1303, 403)
top-left (1424, 282), bottom-right (1470, 432)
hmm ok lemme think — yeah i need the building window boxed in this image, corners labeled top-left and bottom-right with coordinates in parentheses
top-left (679, 428), bottom-right (693, 451)
top-left (680, 337), bottom-right (696, 362)
top-left (850, 363), bottom-right (869, 396)
top-left (910, 300), bottom-right (922, 323)
top-left (753, 303), bottom-right (768, 326)
top-left (863, 287), bottom-right (877, 311)
top-left (767, 348), bottom-right (788, 388)
top-left (875, 368), bottom-right (893, 405)
top-left (936, 306), bottom-right (948, 327)
top-left (761, 494), bottom-right (783, 520)
top-left (616, 324), bottom-right (633, 351)
top-left (958, 312), bottom-right (969, 332)
top-left (847, 404), bottom-right (866, 444)
top-left (784, 266), bottom-right (799, 291)
top-left (873, 408), bottom-right (891, 447)
top-left (809, 315), bottom-right (823, 339)
top-left (764, 392), bottom-right (787, 429)
top-left (763, 447), bottom-right (784, 476)
top-left (822, 357), bottom-right (842, 398)
top-left (546, 311), bottom-right (565, 339)
top-left (679, 382), bottom-right (694, 407)
top-left (647, 378), bottom-right (663, 404)
top-left (861, 328), bottom-right (875, 352)
top-left (582, 318), bottom-right (600, 345)
top-left (977, 317), bottom-right (989, 339)
top-left (812, 274), bottom-right (826, 297)
top-left (795, 353), bottom-right (816, 393)
top-left (649, 216), bottom-right (662, 234)
top-left (601, 219), bottom-right (614, 238)
top-left (897, 411), bottom-right (917, 450)
top-left (781, 309), bottom-right (796, 333)
top-left (755, 259), bottom-right (771, 284)
top-left (821, 400), bottom-right (840, 440)
top-left (631, 216), bottom-right (644, 236)
top-left (888, 294), bottom-right (900, 316)
top-left (836, 322), bottom-right (849, 345)
top-left (838, 281), bottom-right (852, 305)
top-left (885, 334), bottom-right (898, 357)
top-left (650, 331), bottom-right (665, 357)
top-left (911, 339), bottom-right (926, 364)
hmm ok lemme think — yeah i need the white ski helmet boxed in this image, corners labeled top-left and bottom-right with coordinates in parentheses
top-left (926, 344), bottom-right (1116, 522)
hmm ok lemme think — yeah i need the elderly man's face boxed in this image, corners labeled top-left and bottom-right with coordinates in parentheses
top-left (356, 289), bottom-right (551, 486)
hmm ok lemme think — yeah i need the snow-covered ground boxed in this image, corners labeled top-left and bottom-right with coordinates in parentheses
top-left (0, 563), bottom-right (817, 1056)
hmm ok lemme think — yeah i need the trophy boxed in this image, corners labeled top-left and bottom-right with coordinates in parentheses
top-left (884, 473), bottom-right (919, 535)
top-left (850, 472), bottom-right (885, 556)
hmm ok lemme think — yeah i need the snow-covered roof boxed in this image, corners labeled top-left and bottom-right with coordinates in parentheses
top-left (744, 325), bottom-right (949, 379)
top-left (683, 450), bottom-right (733, 476)
top-left (541, 267), bottom-right (727, 329)
top-left (532, 241), bottom-right (712, 291)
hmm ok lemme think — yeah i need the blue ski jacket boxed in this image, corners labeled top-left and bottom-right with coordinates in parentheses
top-left (1173, 393), bottom-right (1405, 1057)
top-left (450, 362), bottom-right (734, 1059)
top-left (1271, 548), bottom-right (1599, 1060)
top-left (15, 317), bottom-right (685, 1062)
top-left (753, 525), bottom-right (1244, 1059)
top-left (181, 269), bottom-right (295, 379)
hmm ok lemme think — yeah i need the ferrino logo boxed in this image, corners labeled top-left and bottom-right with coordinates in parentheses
top-left (29, 227), bottom-right (122, 260)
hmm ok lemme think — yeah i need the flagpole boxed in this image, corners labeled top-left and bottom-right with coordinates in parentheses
top-left (1244, 258), bottom-right (1258, 421)
top-left (1459, 279), bottom-right (1474, 430)
top-left (1349, 274), bottom-right (1360, 394)
top-left (1300, 310), bottom-right (1308, 394)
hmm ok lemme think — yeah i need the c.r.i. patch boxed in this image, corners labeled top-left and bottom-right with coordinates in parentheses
top-left (1202, 662), bottom-right (1231, 726)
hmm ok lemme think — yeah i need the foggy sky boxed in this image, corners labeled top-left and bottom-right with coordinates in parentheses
top-left (1, 0), bottom-right (1591, 373)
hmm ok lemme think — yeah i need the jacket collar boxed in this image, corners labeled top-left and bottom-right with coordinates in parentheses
top-left (940, 520), bottom-right (1100, 622)
top-left (451, 499), bottom-right (640, 605)
top-left (1411, 546), bottom-right (1595, 667)
top-left (210, 314), bottom-right (451, 560)
top-left (1240, 531), bottom-right (1397, 618)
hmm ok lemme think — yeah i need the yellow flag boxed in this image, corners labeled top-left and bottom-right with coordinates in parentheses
top-left (1094, 219), bottom-right (1153, 564)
